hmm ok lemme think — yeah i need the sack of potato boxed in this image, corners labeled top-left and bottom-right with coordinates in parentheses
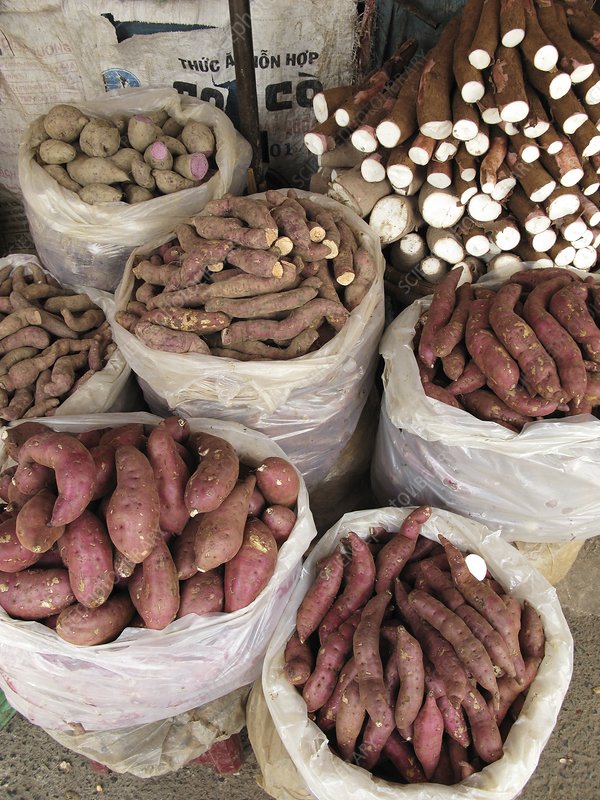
top-left (372, 264), bottom-right (600, 543)
top-left (248, 506), bottom-right (572, 800)
top-left (0, 255), bottom-right (135, 419)
top-left (109, 189), bottom-right (384, 490)
top-left (18, 87), bottom-right (252, 292)
top-left (0, 413), bottom-right (316, 731)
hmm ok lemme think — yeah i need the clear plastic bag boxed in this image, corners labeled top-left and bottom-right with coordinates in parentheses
top-left (0, 412), bottom-right (317, 732)
top-left (18, 87), bottom-right (252, 291)
top-left (109, 191), bottom-right (385, 489)
top-left (372, 267), bottom-right (600, 543)
top-left (44, 686), bottom-right (249, 778)
top-left (253, 507), bottom-right (573, 800)
top-left (0, 255), bottom-right (135, 414)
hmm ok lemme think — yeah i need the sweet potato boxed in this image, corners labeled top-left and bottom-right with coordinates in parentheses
top-left (38, 138), bottom-right (77, 165)
top-left (375, 506), bottom-right (432, 593)
top-left (56, 592), bottom-right (135, 645)
top-left (302, 610), bottom-right (361, 713)
top-left (194, 474), bottom-right (256, 572)
top-left (395, 579), bottom-right (469, 709)
top-left (486, 378), bottom-right (560, 417)
top-left (153, 170), bottom-right (196, 194)
top-left (432, 282), bottom-right (474, 360)
top-left (284, 631), bottom-right (314, 686)
top-left (184, 431), bottom-right (240, 516)
top-left (44, 163), bottom-right (82, 191)
top-left (128, 537), bottom-right (180, 629)
top-left (66, 156), bottom-right (129, 187)
top-left (79, 118), bottom-right (120, 158)
top-left (394, 624), bottom-right (425, 734)
top-left (344, 246), bottom-right (377, 311)
top-left (550, 282), bottom-right (600, 362)
top-left (203, 196), bottom-right (277, 245)
top-left (316, 657), bottom-right (358, 732)
top-left (2, 421), bottom-right (50, 459)
top-left (113, 550), bottom-right (135, 579)
top-left (383, 731), bottom-right (426, 783)
top-left (157, 416), bottom-right (190, 444)
top-left (43, 105), bottom-right (89, 142)
top-left (319, 533), bottom-right (376, 644)
top-left (261, 505), bottom-right (297, 545)
top-left (88, 445), bottom-right (116, 501)
top-left (519, 601), bottom-right (545, 661)
top-left (0, 567), bottom-right (74, 619)
top-left (204, 282), bottom-right (320, 319)
top-left (441, 342), bottom-right (467, 382)
top-left (15, 489), bottom-right (65, 554)
top-left (15, 432), bottom-right (95, 526)
top-left (523, 275), bottom-right (587, 404)
top-left (439, 535), bottom-right (526, 683)
top-left (254, 456), bottom-right (300, 508)
top-left (106, 445), bottom-right (161, 563)
top-left (296, 549), bottom-right (344, 643)
top-left (0, 516), bottom-right (42, 572)
top-left (134, 319), bottom-right (209, 354)
top-left (358, 649), bottom-right (399, 769)
top-left (127, 114), bottom-right (159, 152)
top-left (461, 687), bottom-right (503, 763)
top-left (412, 691), bottom-right (444, 780)
top-left (353, 590), bottom-right (394, 730)
top-left (461, 388), bottom-right (533, 430)
top-left (223, 517), bottom-right (278, 612)
top-left (180, 120), bottom-right (215, 154)
top-left (141, 307), bottom-right (230, 335)
top-left (146, 426), bottom-right (190, 534)
top-left (489, 283), bottom-right (563, 401)
top-left (447, 737), bottom-right (476, 783)
top-left (509, 267), bottom-right (580, 288)
top-left (418, 268), bottom-right (463, 368)
top-left (465, 297), bottom-right (520, 392)
top-left (335, 678), bottom-right (365, 762)
top-left (177, 568), bottom-right (224, 617)
top-left (408, 588), bottom-right (500, 703)
top-left (58, 510), bottom-right (114, 608)
top-left (193, 216), bottom-right (274, 251)
top-left (424, 666), bottom-right (470, 748)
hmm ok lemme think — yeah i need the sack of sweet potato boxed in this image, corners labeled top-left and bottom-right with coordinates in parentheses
top-left (0, 413), bottom-right (316, 732)
top-left (372, 264), bottom-right (600, 543)
top-left (247, 506), bottom-right (573, 800)
top-left (109, 189), bottom-right (384, 491)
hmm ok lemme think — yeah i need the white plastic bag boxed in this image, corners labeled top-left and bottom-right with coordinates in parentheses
top-left (18, 87), bottom-right (252, 291)
top-left (109, 191), bottom-right (385, 490)
top-left (0, 255), bottom-right (135, 414)
top-left (372, 267), bottom-right (600, 543)
top-left (0, 412), bottom-right (317, 732)
top-left (44, 686), bottom-right (249, 778)
top-left (254, 507), bottom-right (573, 800)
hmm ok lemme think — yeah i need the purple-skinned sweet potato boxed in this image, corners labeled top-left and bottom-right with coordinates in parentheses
top-left (58, 510), bottom-right (114, 608)
top-left (223, 517), bottom-right (278, 612)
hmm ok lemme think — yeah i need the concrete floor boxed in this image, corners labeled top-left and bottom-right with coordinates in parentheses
top-left (0, 536), bottom-right (598, 800)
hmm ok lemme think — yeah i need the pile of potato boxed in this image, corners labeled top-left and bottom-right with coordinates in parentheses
top-left (284, 507), bottom-right (545, 785)
top-left (32, 103), bottom-right (217, 205)
top-left (0, 263), bottom-right (114, 421)
top-left (0, 418), bottom-right (300, 644)
top-left (414, 266), bottom-right (600, 429)
top-left (115, 190), bottom-right (378, 358)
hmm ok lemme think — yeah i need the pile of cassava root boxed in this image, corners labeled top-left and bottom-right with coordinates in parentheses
top-left (0, 263), bottom-right (114, 420)
top-left (31, 103), bottom-right (216, 205)
top-left (306, 0), bottom-right (600, 287)
top-left (284, 507), bottom-right (545, 785)
top-left (0, 418), bottom-right (301, 643)
top-left (116, 191), bottom-right (377, 359)
top-left (416, 265), bottom-right (600, 428)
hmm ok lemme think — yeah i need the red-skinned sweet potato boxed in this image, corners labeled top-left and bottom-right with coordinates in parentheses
top-left (2, 421), bottom-right (50, 460)
top-left (223, 517), bottom-right (278, 612)
top-left (316, 657), bottom-right (358, 732)
top-left (184, 432), bottom-right (240, 516)
top-left (284, 631), bottom-right (315, 687)
top-left (89, 445), bottom-right (116, 500)
top-left (254, 456), bottom-right (300, 508)
top-left (296, 548), bottom-right (344, 644)
top-left (412, 691), bottom-right (444, 780)
top-left (156, 415), bottom-right (190, 443)
top-left (0, 516), bottom-right (42, 572)
top-left (99, 423), bottom-right (146, 450)
top-left (172, 517), bottom-right (200, 580)
top-left (382, 731), bottom-right (426, 783)
top-left (375, 506), bottom-right (432, 593)
top-left (418, 268), bottom-right (463, 368)
top-left (56, 592), bottom-right (135, 646)
top-left (394, 623), bottom-right (425, 734)
top-left (58, 510), bottom-right (114, 608)
top-left (194, 474), bottom-right (256, 572)
top-left (260, 505), bottom-right (297, 545)
top-left (353, 590), bottom-right (394, 730)
top-left (177, 568), bottom-right (224, 617)
top-left (106, 446), bottom-right (161, 563)
top-left (15, 489), bottom-right (65, 553)
top-left (335, 678), bottom-right (365, 762)
top-left (128, 537), bottom-right (180, 629)
top-left (146, 426), bottom-right (191, 534)
top-left (15, 432), bottom-right (95, 526)
top-left (0, 567), bottom-right (74, 619)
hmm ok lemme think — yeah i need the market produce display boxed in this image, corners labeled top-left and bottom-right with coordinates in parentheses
top-left (411, 264), bottom-right (600, 428)
top-left (0, 263), bottom-right (115, 421)
top-left (283, 506), bottom-right (545, 785)
top-left (115, 190), bottom-right (378, 359)
top-left (0, 418), bottom-right (301, 643)
top-left (32, 103), bottom-right (216, 205)
top-left (306, 0), bottom-right (600, 299)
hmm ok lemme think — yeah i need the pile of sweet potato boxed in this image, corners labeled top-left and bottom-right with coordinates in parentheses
top-left (115, 191), bottom-right (377, 359)
top-left (284, 507), bottom-right (545, 785)
top-left (0, 263), bottom-right (114, 421)
top-left (414, 266), bottom-right (600, 429)
top-left (0, 418), bottom-right (300, 645)
top-left (32, 103), bottom-right (217, 205)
